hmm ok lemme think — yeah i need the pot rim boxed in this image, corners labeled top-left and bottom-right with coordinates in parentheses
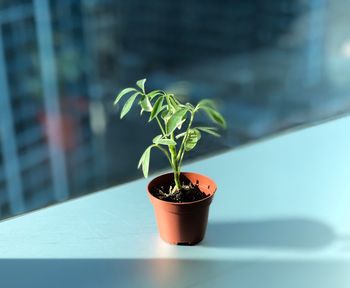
top-left (147, 171), bottom-right (217, 206)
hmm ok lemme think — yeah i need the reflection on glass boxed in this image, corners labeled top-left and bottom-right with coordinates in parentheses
top-left (0, 0), bottom-right (349, 220)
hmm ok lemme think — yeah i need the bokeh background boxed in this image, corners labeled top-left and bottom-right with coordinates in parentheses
top-left (0, 0), bottom-right (350, 220)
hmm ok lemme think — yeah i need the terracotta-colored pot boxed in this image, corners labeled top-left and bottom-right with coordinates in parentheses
top-left (147, 172), bottom-right (217, 245)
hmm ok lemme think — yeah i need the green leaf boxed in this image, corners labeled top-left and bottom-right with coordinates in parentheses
top-left (149, 96), bottom-right (165, 121)
top-left (169, 94), bottom-right (186, 110)
top-left (196, 126), bottom-right (221, 137)
top-left (166, 108), bottom-right (188, 135)
top-left (161, 109), bottom-right (170, 119)
top-left (120, 92), bottom-right (139, 119)
top-left (201, 107), bottom-right (227, 128)
top-left (196, 99), bottom-right (217, 109)
top-left (167, 95), bottom-right (178, 112)
top-left (184, 129), bottom-right (201, 151)
top-left (139, 96), bottom-right (152, 112)
top-left (136, 78), bottom-right (146, 93)
top-left (137, 145), bottom-right (153, 178)
top-left (161, 109), bottom-right (172, 127)
top-left (152, 135), bottom-right (162, 143)
top-left (114, 88), bottom-right (137, 105)
top-left (177, 114), bottom-right (187, 130)
top-left (169, 94), bottom-right (180, 105)
top-left (186, 103), bottom-right (195, 111)
top-left (147, 90), bottom-right (163, 100)
top-left (153, 136), bottom-right (177, 146)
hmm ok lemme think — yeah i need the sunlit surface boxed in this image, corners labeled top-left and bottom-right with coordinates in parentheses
top-left (1, 0), bottom-right (350, 220)
top-left (1, 116), bottom-right (350, 287)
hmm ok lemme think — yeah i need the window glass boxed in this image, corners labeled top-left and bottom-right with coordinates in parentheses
top-left (0, 0), bottom-right (349, 220)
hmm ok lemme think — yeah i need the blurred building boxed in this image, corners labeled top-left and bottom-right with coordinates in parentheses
top-left (0, 0), bottom-right (97, 217)
top-left (0, 0), bottom-right (349, 220)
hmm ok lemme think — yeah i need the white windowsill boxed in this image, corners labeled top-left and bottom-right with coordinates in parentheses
top-left (1, 114), bottom-right (350, 287)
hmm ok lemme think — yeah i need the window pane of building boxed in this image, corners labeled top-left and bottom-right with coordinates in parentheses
top-left (0, 0), bottom-right (349, 220)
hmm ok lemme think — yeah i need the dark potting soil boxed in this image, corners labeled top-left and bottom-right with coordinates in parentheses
top-left (151, 181), bottom-right (208, 203)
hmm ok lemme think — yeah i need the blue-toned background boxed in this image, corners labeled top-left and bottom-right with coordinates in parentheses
top-left (0, 0), bottom-right (349, 220)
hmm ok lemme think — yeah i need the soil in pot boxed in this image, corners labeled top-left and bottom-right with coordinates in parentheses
top-left (150, 180), bottom-right (208, 203)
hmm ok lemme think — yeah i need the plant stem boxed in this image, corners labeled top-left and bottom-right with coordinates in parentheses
top-left (177, 111), bottom-right (195, 170)
top-left (155, 116), bottom-right (166, 136)
top-left (142, 90), bottom-right (165, 136)
top-left (169, 133), bottom-right (181, 191)
top-left (149, 92), bottom-right (173, 169)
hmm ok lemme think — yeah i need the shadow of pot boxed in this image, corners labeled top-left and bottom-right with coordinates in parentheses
top-left (148, 172), bottom-right (217, 245)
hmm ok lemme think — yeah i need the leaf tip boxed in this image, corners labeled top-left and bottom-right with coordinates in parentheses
top-left (136, 78), bottom-right (147, 92)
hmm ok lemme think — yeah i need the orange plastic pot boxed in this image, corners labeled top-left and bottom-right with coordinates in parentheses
top-left (147, 172), bottom-right (217, 245)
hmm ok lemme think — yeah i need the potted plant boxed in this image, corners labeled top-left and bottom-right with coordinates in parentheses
top-left (114, 79), bottom-right (226, 245)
